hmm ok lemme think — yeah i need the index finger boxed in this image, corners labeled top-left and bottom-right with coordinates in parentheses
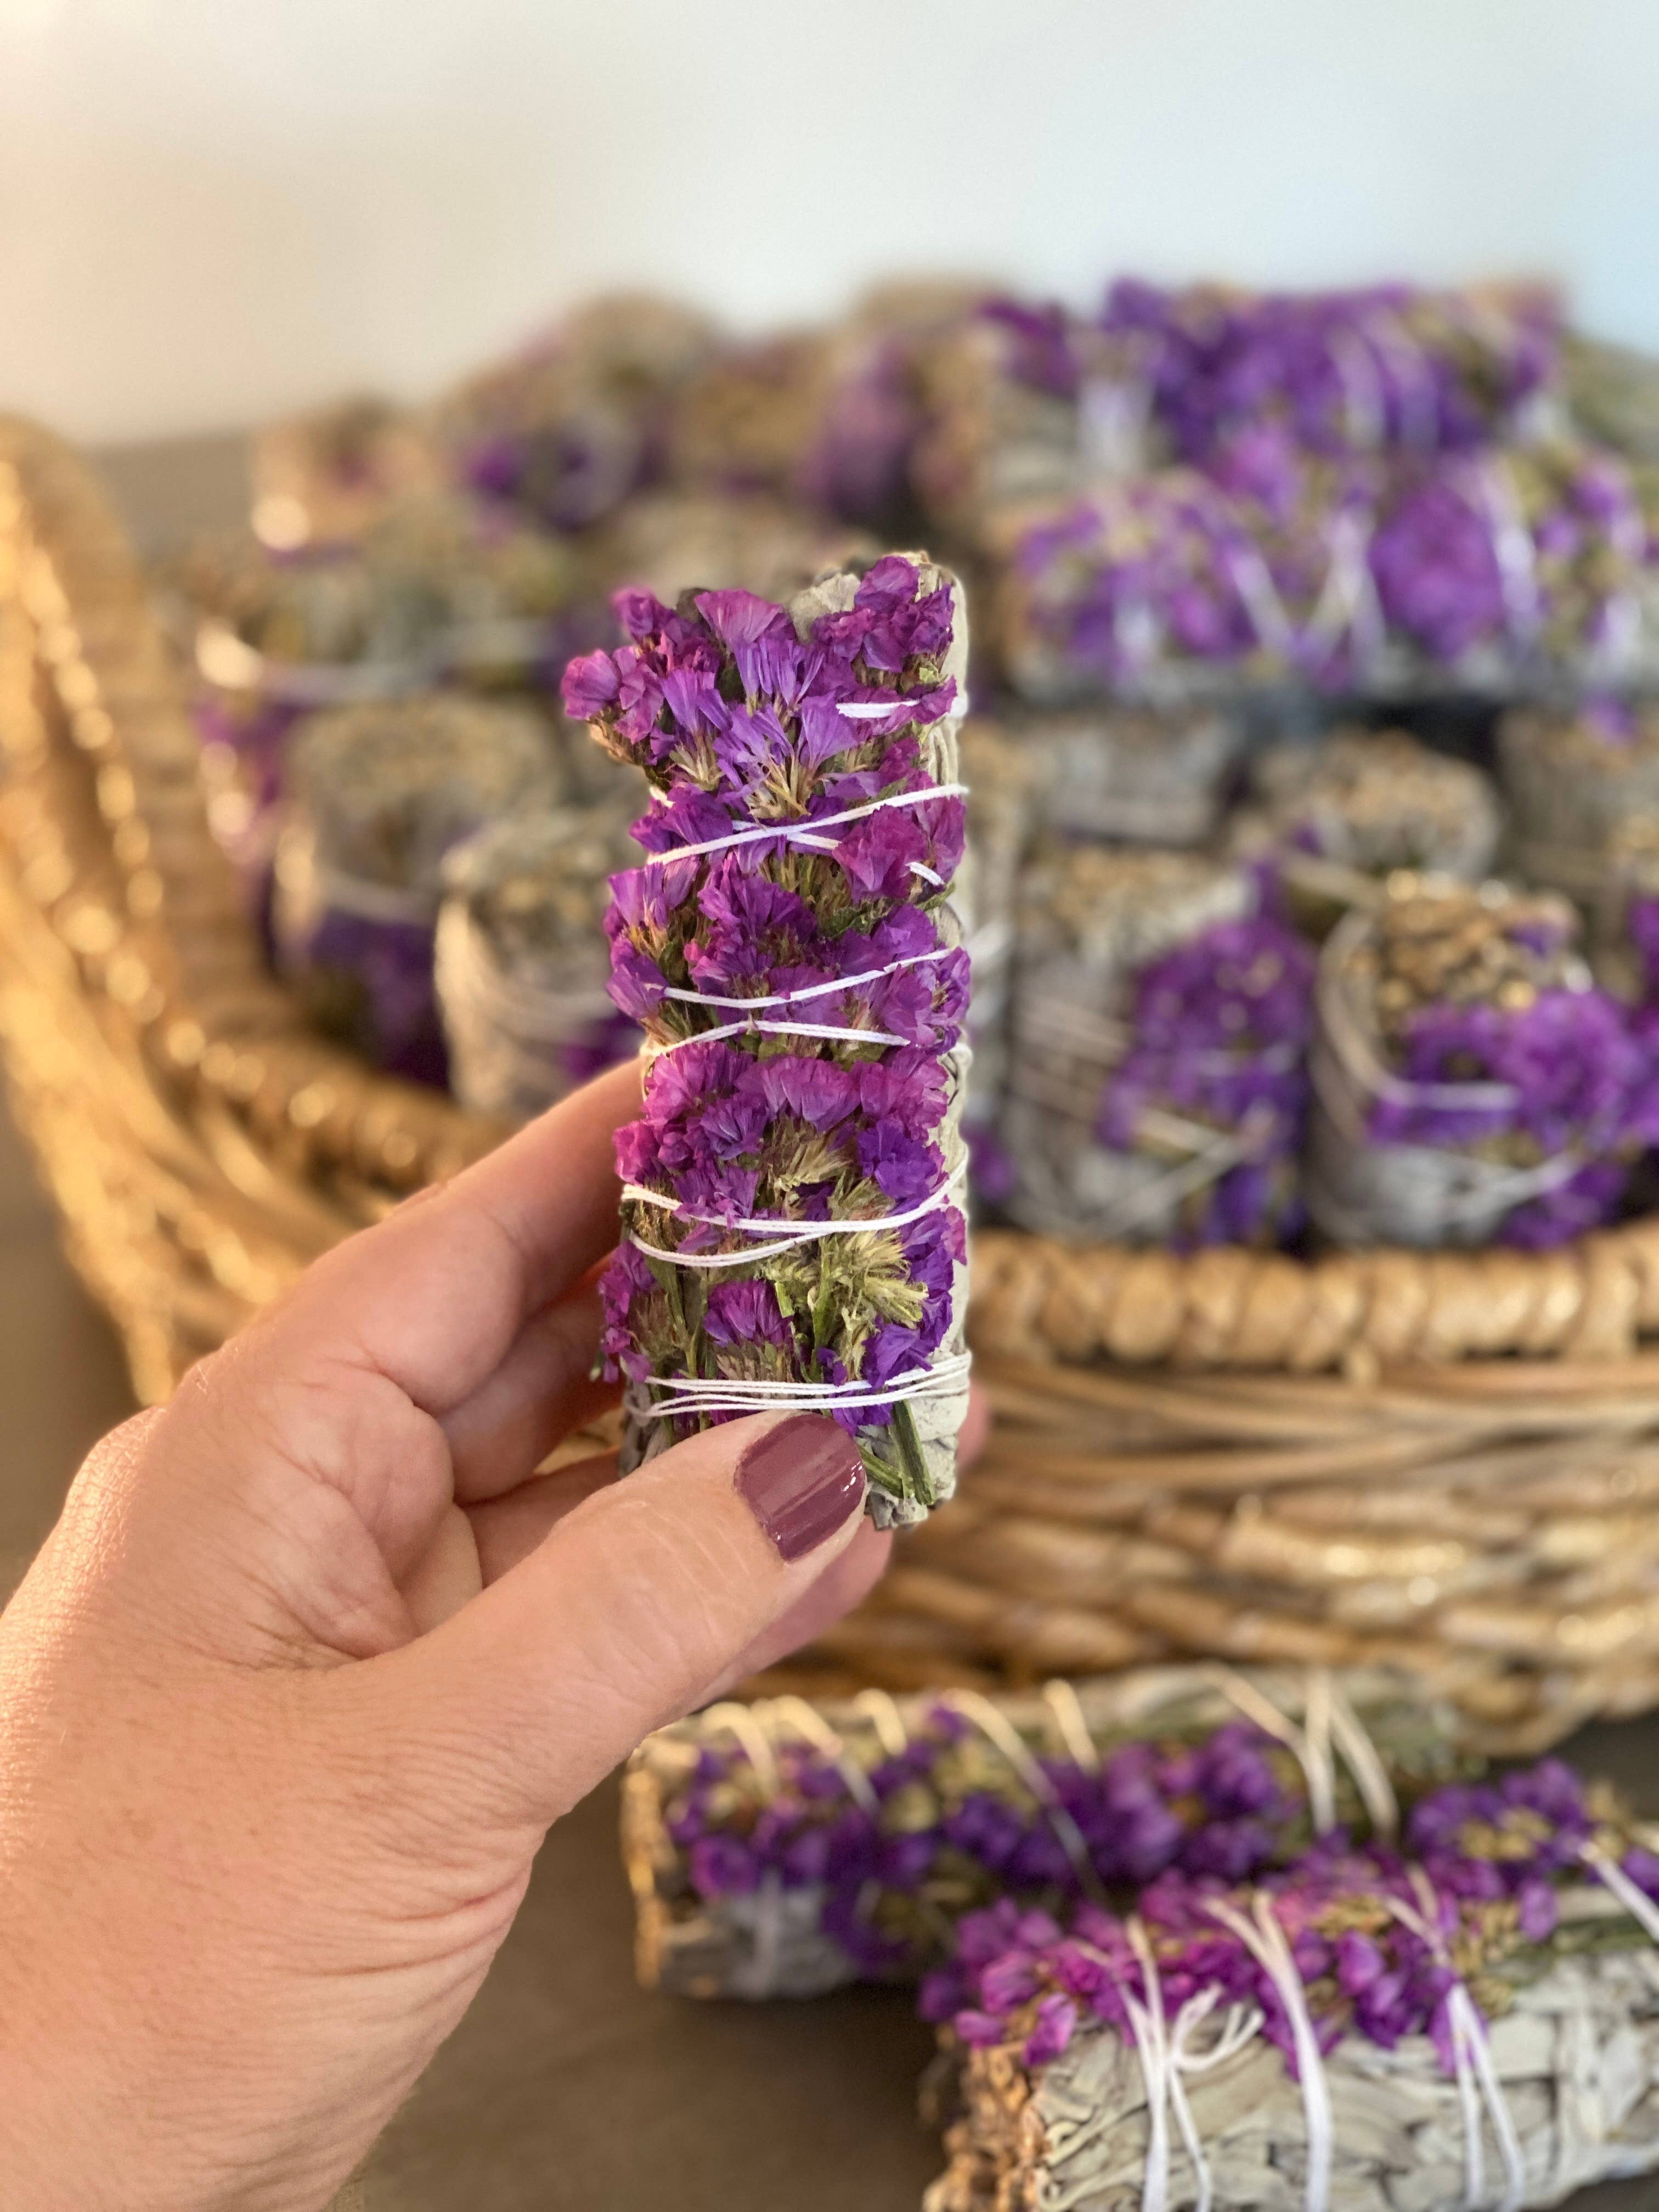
top-left (254, 1057), bottom-right (643, 1414)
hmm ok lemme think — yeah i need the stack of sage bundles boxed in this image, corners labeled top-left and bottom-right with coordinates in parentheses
top-left (1307, 876), bottom-right (1659, 1250)
top-left (561, 555), bottom-right (972, 1525)
top-left (926, 1754), bottom-right (1659, 2212)
top-left (1001, 848), bottom-right (1315, 1247)
top-left (273, 696), bottom-right (560, 1085)
top-left (435, 809), bottom-right (643, 1121)
top-left (624, 1668), bottom-right (1467, 2002)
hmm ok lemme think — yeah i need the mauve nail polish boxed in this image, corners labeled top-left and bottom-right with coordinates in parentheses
top-left (734, 1415), bottom-right (866, 1561)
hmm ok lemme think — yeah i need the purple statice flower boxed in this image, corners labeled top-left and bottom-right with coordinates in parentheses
top-left (1094, 913), bottom-right (1316, 1249)
top-left (1367, 469), bottom-right (1508, 661)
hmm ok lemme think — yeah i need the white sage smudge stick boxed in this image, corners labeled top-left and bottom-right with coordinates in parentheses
top-left (436, 807), bottom-right (644, 1121)
top-left (566, 555), bottom-right (973, 1525)
top-left (272, 695), bottom-right (562, 1085)
top-left (622, 1667), bottom-right (1469, 2002)
top-left (1305, 875), bottom-right (1655, 1254)
top-left (998, 848), bottom-right (1315, 1249)
top-left (926, 1881), bottom-right (1659, 2212)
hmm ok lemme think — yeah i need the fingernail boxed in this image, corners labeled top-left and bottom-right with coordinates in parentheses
top-left (735, 1415), bottom-right (866, 1562)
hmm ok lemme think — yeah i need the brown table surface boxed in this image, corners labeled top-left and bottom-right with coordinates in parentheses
top-left (1, 434), bottom-right (1652, 2210)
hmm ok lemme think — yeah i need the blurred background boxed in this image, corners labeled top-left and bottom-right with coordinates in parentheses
top-left (4, 0), bottom-right (1658, 442)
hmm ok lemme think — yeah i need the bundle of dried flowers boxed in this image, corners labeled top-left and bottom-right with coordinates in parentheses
top-left (623, 1669), bottom-right (1469, 2001)
top-left (562, 555), bottom-right (972, 1522)
top-left (927, 1756), bottom-right (1659, 2212)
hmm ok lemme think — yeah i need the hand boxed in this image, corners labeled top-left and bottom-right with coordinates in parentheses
top-left (0, 1064), bottom-right (913, 2212)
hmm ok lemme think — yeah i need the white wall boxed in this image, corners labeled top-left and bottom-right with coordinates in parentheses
top-left (3, 0), bottom-right (1657, 444)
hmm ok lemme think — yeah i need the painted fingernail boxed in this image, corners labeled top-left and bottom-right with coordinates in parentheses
top-left (735, 1415), bottom-right (866, 1562)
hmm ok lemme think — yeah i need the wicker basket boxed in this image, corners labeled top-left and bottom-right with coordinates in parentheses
top-left (9, 417), bottom-right (1659, 1751)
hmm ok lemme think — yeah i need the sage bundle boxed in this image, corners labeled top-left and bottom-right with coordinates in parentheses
top-left (561, 555), bottom-right (972, 1524)
top-left (912, 298), bottom-right (1121, 543)
top-left (797, 280), bottom-right (987, 531)
top-left (272, 696), bottom-right (561, 1085)
top-left (1307, 877), bottom-right (1659, 1251)
top-left (1019, 705), bottom-right (1246, 848)
top-left (1236, 729), bottom-right (1502, 921)
top-left (1564, 330), bottom-right (1659, 464)
top-left (623, 1669), bottom-right (1469, 2002)
top-left (665, 332), bottom-right (832, 501)
top-left (1097, 278), bottom-right (1565, 467)
top-left (926, 1758), bottom-right (1659, 2212)
top-left (1000, 849), bottom-right (1314, 1248)
top-left (435, 809), bottom-right (643, 1121)
top-left (1499, 698), bottom-right (1659, 904)
top-left (441, 293), bottom-right (719, 531)
top-left (994, 437), bottom-right (1655, 705)
top-left (184, 503), bottom-right (594, 900)
top-left (250, 393), bottom-right (439, 549)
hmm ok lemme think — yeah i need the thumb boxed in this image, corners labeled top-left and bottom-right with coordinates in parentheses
top-left (379, 1412), bottom-right (870, 1833)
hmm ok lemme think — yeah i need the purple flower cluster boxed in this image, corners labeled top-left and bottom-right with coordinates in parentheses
top-left (1096, 914), bottom-right (1317, 1247)
top-left (1374, 987), bottom-right (1659, 1249)
top-left (1009, 436), bottom-right (1650, 695)
top-left (1099, 279), bottom-right (1562, 465)
top-left (563, 561), bottom-right (969, 1505)
top-left (797, 336), bottom-right (925, 528)
top-left (665, 1709), bottom-right (1388, 1980)
top-left (285, 906), bottom-right (450, 1090)
top-left (927, 1754), bottom-right (1657, 2079)
top-left (977, 297), bottom-right (1091, 402)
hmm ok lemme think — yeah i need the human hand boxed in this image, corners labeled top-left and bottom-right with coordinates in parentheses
top-left (0, 1063), bottom-right (924, 2212)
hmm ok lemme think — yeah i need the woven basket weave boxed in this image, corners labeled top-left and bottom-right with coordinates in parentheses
top-left (8, 416), bottom-right (1659, 1751)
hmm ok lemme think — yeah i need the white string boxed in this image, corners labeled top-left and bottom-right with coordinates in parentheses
top-left (1041, 1679), bottom-right (1102, 1773)
top-left (650, 1014), bottom-right (919, 1056)
top-left (1386, 1871), bottom-right (1527, 2212)
top-left (659, 945), bottom-right (956, 1012)
top-left (623, 1154), bottom-right (968, 1269)
top-left (853, 1687), bottom-right (911, 1761)
top-left (1205, 1667), bottom-right (1340, 1836)
top-left (1580, 1841), bottom-right (1659, 1945)
top-left (640, 1351), bottom-right (971, 1422)
top-left (766, 1696), bottom-right (880, 1817)
top-left (834, 697), bottom-right (969, 721)
top-left (939, 1690), bottom-right (1105, 1903)
top-left (702, 1701), bottom-right (781, 1796)
top-left (637, 783), bottom-right (967, 868)
top-left (1325, 1677), bottom-right (1400, 1841)
top-left (1203, 1893), bottom-right (1334, 2212)
top-left (1079, 1925), bottom-right (1260, 2212)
